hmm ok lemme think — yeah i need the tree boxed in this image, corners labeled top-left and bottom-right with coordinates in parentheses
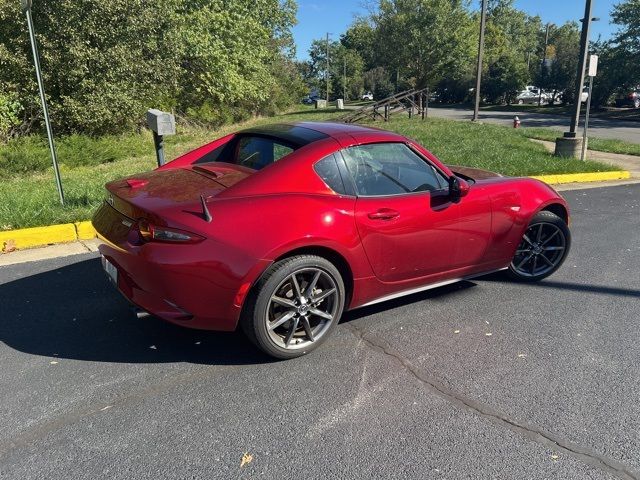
top-left (545, 22), bottom-right (581, 104)
top-left (363, 67), bottom-right (394, 99)
top-left (341, 18), bottom-right (377, 70)
top-left (483, 0), bottom-right (541, 103)
top-left (373, 0), bottom-right (476, 90)
top-left (0, 0), bottom-right (183, 136)
top-left (610, 0), bottom-right (640, 83)
top-left (0, 0), bottom-right (303, 137)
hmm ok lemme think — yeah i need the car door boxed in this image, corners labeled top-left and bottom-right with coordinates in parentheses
top-left (339, 142), bottom-right (466, 283)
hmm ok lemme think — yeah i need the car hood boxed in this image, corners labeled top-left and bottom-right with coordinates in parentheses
top-left (447, 165), bottom-right (503, 180)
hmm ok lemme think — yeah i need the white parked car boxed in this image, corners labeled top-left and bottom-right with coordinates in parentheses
top-left (361, 92), bottom-right (374, 101)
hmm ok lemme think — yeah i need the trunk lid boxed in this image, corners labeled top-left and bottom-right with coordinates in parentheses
top-left (105, 163), bottom-right (253, 222)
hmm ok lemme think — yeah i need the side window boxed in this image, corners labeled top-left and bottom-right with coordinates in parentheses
top-left (314, 154), bottom-right (348, 195)
top-left (341, 143), bottom-right (447, 196)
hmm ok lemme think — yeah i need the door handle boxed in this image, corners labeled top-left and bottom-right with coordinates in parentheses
top-left (368, 208), bottom-right (400, 220)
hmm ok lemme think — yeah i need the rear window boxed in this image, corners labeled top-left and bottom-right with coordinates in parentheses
top-left (194, 135), bottom-right (295, 170)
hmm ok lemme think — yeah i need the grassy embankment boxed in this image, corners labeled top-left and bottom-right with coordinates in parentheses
top-left (0, 107), bottom-right (618, 230)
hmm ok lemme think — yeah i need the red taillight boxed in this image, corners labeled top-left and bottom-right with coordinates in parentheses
top-left (137, 219), bottom-right (204, 244)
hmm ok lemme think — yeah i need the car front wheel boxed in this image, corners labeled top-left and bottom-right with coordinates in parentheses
top-left (241, 255), bottom-right (345, 359)
top-left (507, 211), bottom-right (570, 282)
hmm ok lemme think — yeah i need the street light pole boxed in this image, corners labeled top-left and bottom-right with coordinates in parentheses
top-left (472, 0), bottom-right (488, 122)
top-left (567, 0), bottom-right (594, 136)
top-left (22, 0), bottom-right (64, 205)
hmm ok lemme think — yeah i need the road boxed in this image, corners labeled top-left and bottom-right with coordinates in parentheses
top-left (1, 184), bottom-right (639, 479)
top-left (429, 106), bottom-right (640, 144)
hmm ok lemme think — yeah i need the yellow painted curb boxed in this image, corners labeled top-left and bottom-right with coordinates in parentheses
top-left (75, 221), bottom-right (97, 240)
top-left (531, 170), bottom-right (631, 185)
top-left (1, 223), bottom-right (78, 251)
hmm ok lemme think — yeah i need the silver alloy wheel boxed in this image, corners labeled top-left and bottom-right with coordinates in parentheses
top-left (511, 222), bottom-right (567, 278)
top-left (265, 267), bottom-right (339, 350)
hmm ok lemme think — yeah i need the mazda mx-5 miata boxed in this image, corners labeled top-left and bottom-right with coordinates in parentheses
top-left (93, 121), bottom-right (571, 359)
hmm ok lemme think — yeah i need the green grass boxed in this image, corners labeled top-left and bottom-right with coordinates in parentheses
top-left (0, 107), bottom-right (617, 230)
top-left (518, 127), bottom-right (640, 157)
top-left (378, 117), bottom-right (613, 176)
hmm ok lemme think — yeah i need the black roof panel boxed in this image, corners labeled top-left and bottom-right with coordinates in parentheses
top-left (239, 123), bottom-right (330, 148)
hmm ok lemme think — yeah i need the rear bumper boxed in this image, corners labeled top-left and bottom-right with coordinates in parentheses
top-left (93, 202), bottom-right (270, 331)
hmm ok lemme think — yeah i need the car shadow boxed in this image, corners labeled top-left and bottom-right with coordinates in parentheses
top-left (1, 257), bottom-right (508, 366)
top-left (341, 280), bottom-right (478, 323)
top-left (479, 271), bottom-right (640, 298)
top-left (0, 257), bottom-right (272, 366)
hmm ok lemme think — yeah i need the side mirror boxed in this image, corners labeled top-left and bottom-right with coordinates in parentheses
top-left (449, 176), bottom-right (470, 199)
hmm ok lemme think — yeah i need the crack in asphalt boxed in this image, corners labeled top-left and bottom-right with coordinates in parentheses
top-left (345, 323), bottom-right (639, 480)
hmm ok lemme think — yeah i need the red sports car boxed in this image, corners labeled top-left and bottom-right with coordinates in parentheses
top-left (93, 122), bottom-right (570, 359)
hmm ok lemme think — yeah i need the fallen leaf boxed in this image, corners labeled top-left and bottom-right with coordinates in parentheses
top-left (240, 452), bottom-right (253, 468)
top-left (2, 239), bottom-right (16, 254)
top-left (485, 333), bottom-right (492, 336)
top-left (454, 330), bottom-right (460, 334)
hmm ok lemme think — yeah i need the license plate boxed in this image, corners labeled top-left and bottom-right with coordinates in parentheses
top-left (102, 255), bottom-right (118, 284)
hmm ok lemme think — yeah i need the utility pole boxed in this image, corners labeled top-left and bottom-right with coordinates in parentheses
top-left (21, 0), bottom-right (64, 205)
top-left (325, 32), bottom-right (330, 103)
top-left (568, 0), bottom-right (593, 136)
top-left (538, 23), bottom-right (550, 107)
top-left (343, 56), bottom-right (346, 102)
top-left (472, 0), bottom-right (487, 122)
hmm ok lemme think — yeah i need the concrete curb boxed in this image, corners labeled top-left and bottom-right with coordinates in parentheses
top-left (0, 169), bottom-right (632, 252)
top-left (1, 221), bottom-right (96, 253)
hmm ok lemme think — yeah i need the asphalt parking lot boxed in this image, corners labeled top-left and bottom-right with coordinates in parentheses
top-left (429, 106), bottom-right (640, 144)
top-left (1, 183), bottom-right (639, 479)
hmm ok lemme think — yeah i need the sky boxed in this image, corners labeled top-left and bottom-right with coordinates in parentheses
top-left (292, 0), bottom-right (620, 60)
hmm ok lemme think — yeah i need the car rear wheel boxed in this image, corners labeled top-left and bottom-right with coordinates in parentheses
top-left (507, 211), bottom-right (570, 282)
top-left (241, 255), bottom-right (345, 359)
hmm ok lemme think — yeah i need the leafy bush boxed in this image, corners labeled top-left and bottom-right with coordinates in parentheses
top-left (0, 0), bottom-right (301, 137)
top-left (0, 91), bottom-right (22, 141)
top-left (0, 135), bottom-right (50, 174)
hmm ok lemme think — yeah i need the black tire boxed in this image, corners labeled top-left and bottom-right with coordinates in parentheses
top-left (506, 210), bottom-right (571, 282)
top-left (240, 255), bottom-right (345, 359)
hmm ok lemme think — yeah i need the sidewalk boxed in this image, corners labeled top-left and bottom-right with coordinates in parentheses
top-left (0, 239), bottom-right (101, 267)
